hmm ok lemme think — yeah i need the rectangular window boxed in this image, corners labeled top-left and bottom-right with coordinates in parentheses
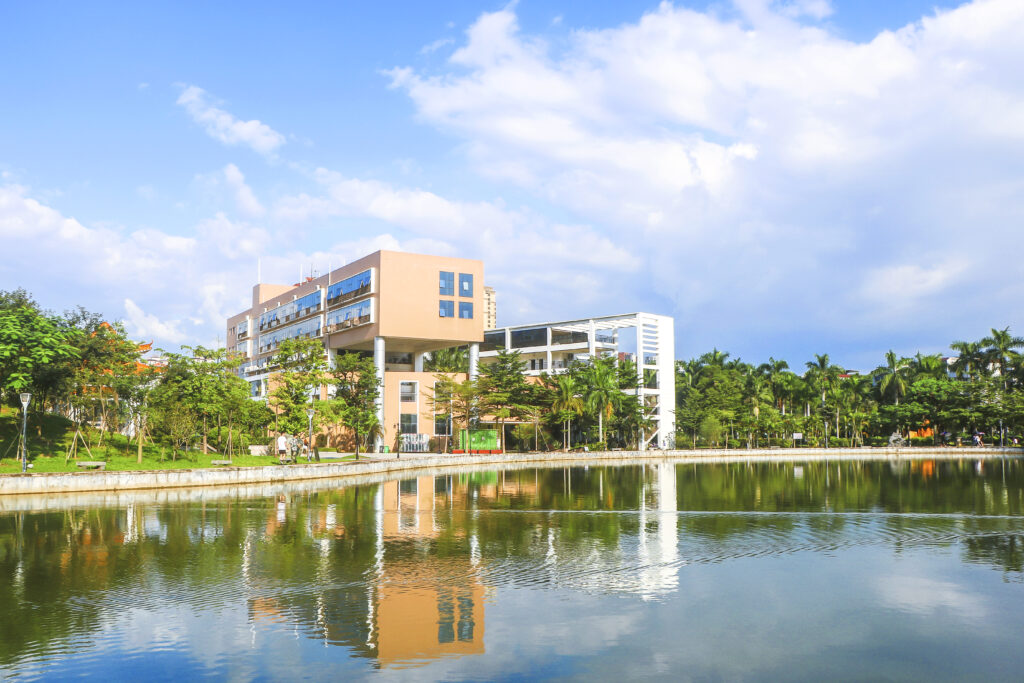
top-left (459, 302), bottom-right (473, 319)
top-left (459, 273), bottom-right (473, 297)
top-left (400, 413), bottom-right (418, 434)
top-left (439, 271), bottom-right (455, 296)
top-left (434, 415), bottom-right (451, 436)
top-left (439, 300), bottom-right (454, 318)
top-left (400, 381), bottom-right (417, 403)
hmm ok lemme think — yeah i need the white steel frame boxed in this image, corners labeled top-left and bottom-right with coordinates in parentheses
top-left (480, 312), bottom-right (675, 449)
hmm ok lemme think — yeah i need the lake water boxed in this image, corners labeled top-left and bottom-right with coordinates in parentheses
top-left (2, 457), bottom-right (1024, 681)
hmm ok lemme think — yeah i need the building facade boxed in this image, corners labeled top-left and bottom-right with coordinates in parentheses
top-left (483, 286), bottom-right (497, 330)
top-left (227, 250), bottom-right (675, 451)
top-left (227, 250), bottom-right (485, 450)
top-left (479, 313), bottom-right (676, 449)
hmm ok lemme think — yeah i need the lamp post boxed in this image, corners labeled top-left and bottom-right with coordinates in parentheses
top-left (19, 393), bottom-right (31, 473)
top-left (306, 407), bottom-right (315, 463)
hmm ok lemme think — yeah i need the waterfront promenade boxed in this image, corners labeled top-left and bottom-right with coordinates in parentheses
top-left (0, 446), bottom-right (1019, 499)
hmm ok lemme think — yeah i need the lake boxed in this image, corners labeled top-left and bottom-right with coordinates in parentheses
top-left (1, 456), bottom-right (1023, 680)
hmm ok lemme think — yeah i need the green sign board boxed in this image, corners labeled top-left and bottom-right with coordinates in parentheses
top-left (459, 429), bottom-right (499, 451)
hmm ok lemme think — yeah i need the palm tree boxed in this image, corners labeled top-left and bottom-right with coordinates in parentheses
top-left (911, 352), bottom-right (946, 381)
top-left (874, 350), bottom-right (910, 405)
top-left (583, 360), bottom-right (618, 444)
top-left (950, 340), bottom-right (984, 380)
top-left (981, 327), bottom-right (1024, 389)
top-left (804, 354), bottom-right (837, 403)
top-left (426, 346), bottom-right (468, 373)
top-left (758, 357), bottom-right (789, 412)
top-left (551, 375), bottom-right (583, 451)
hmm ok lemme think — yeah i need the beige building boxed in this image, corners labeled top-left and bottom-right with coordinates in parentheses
top-left (226, 250), bottom-right (485, 450)
top-left (483, 286), bottom-right (497, 330)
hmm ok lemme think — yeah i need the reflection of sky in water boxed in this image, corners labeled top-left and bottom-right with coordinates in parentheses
top-left (1, 458), bottom-right (1024, 680)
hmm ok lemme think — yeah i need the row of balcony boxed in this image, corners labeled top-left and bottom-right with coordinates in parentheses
top-left (324, 314), bottom-right (371, 334)
top-left (258, 303), bottom-right (323, 331)
top-left (326, 283), bottom-right (371, 308)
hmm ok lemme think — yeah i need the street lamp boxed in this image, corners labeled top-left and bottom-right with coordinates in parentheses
top-left (19, 393), bottom-right (30, 473)
top-left (306, 407), bottom-right (316, 462)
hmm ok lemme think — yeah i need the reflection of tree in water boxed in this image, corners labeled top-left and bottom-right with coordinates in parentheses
top-left (962, 533), bottom-right (1024, 579)
top-left (3, 458), bottom-right (1024, 673)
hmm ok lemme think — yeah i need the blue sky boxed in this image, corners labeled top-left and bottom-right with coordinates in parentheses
top-left (1, 0), bottom-right (1021, 370)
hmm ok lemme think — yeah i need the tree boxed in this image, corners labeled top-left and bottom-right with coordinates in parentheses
top-left (0, 305), bottom-right (77, 400)
top-left (582, 357), bottom-right (619, 444)
top-left (331, 352), bottom-right (381, 457)
top-left (981, 327), bottom-right (1024, 389)
top-left (551, 375), bottom-right (583, 450)
top-left (268, 338), bottom-right (329, 436)
top-left (426, 346), bottom-right (469, 373)
top-left (477, 349), bottom-right (532, 452)
top-left (874, 350), bottom-right (910, 405)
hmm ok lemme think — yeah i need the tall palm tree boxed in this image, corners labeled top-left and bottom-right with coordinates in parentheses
top-left (583, 360), bottom-right (618, 444)
top-left (981, 327), bottom-right (1024, 389)
top-left (950, 340), bottom-right (984, 380)
top-left (551, 375), bottom-right (583, 451)
top-left (911, 352), bottom-right (946, 381)
top-left (804, 354), bottom-right (837, 403)
top-left (758, 357), bottom-right (789, 411)
top-left (874, 350), bottom-right (909, 405)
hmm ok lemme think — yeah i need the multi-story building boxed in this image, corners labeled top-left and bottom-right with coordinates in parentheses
top-left (483, 286), bottom-right (497, 330)
top-left (227, 250), bottom-right (675, 451)
top-left (226, 250), bottom-right (484, 450)
top-left (479, 313), bottom-right (676, 449)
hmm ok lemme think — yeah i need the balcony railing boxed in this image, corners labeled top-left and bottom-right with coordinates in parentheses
top-left (326, 283), bottom-right (371, 308)
top-left (323, 314), bottom-right (372, 334)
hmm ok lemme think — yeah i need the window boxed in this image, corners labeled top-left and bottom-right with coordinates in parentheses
top-left (400, 381), bottom-right (417, 402)
top-left (482, 330), bottom-right (505, 352)
top-left (459, 302), bottom-right (473, 319)
top-left (439, 300), bottom-right (454, 318)
top-left (434, 415), bottom-right (451, 436)
top-left (326, 269), bottom-right (372, 301)
top-left (510, 327), bottom-right (547, 349)
top-left (439, 271), bottom-right (454, 296)
top-left (459, 273), bottom-right (473, 297)
top-left (400, 413), bottom-right (418, 434)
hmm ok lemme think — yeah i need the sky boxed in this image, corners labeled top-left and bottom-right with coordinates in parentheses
top-left (1, 0), bottom-right (1022, 371)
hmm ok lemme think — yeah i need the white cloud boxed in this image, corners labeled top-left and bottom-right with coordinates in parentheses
top-left (387, 0), bottom-right (1024, 358)
top-left (176, 85), bottom-right (286, 155)
top-left (222, 163), bottom-right (265, 217)
top-left (123, 299), bottom-right (187, 344)
top-left (420, 37), bottom-right (454, 55)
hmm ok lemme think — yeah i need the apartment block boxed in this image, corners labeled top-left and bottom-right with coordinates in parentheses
top-left (483, 286), bottom-right (497, 330)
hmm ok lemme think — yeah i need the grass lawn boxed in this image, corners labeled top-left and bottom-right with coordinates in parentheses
top-left (0, 407), bottom-right (357, 474)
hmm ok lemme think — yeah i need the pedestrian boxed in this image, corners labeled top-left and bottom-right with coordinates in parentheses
top-left (277, 433), bottom-right (287, 458)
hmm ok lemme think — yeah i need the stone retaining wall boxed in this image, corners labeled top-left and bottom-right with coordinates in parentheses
top-left (0, 447), bottom-right (1019, 498)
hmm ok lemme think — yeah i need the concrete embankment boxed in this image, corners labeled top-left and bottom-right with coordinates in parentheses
top-left (0, 447), bottom-right (1019, 500)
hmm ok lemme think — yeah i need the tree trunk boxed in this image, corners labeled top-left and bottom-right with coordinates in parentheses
top-left (136, 416), bottom-right (144, 464)
top-left (202, 416), bottom-right (208, 455)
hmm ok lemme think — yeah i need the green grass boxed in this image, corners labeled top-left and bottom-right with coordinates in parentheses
top-left (0, 407), bottom-right (357, 474)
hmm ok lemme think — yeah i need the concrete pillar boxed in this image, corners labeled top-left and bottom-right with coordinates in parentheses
top-left (588, 319), bottom-right (597, 358)
top-left (546, 326), bottom-right (553, 372)
top-left (468, 343), bottom-right (479, 380)
top-left (414, 352), bottom-right (425, 372)
top-left (374, 336), bottom-right (385, 451)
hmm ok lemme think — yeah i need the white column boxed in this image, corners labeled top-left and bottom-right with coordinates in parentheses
top-left (468, 343), bottom-right (479, 380)
top-left (637, 321), bottom-right (645, 451)
top-left (374, 336), bottom-right (385, 451)
top-left (545, 326), bottom-right (553, 372)
top-left (413, 352), bottom-right (425, 372)
top-left (588, 319), bottom-right (597, 358)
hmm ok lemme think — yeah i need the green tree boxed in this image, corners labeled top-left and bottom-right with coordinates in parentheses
top-left (330, 352), bottom-right (381, 457)
top-left (874, 350), bottom-right (910, 405)
top-left (426, 346), bottom-right (469, 373)
top-left (551, 375), bottom-right (583, 450)
top-left (478, 349), bottom-right (532, 452)
top-left (0, 304), bottom-right (77, 399)
top-left (268, 338), bottom-right (329, 436)
top-left (582, 357), bottom-right (619, 444)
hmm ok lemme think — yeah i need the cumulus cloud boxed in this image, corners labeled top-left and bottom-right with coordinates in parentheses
top-left (124, 299), bottom-right (187, 344)
top-left (176, 85), bottom-right (286, 155)
top-left (222, 164), bottom-right (265, 217)
top-left (387, 0), bottom-right (1024, 363)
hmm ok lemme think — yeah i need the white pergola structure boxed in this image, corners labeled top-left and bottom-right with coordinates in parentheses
top-left (480, 312), bottom-right (675, 450)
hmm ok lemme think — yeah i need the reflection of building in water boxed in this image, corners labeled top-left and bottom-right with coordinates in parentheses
top-left (373, 476), bottom-right (486, 666)
top-left (637, 463), bottom-right (680, 600)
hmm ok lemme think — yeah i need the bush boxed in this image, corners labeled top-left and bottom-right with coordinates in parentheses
top-left (829, 437), bottom-right (851, 448)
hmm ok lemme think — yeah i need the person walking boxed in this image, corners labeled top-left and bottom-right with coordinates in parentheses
top-left (277, 433), bottom-right (287, 458)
